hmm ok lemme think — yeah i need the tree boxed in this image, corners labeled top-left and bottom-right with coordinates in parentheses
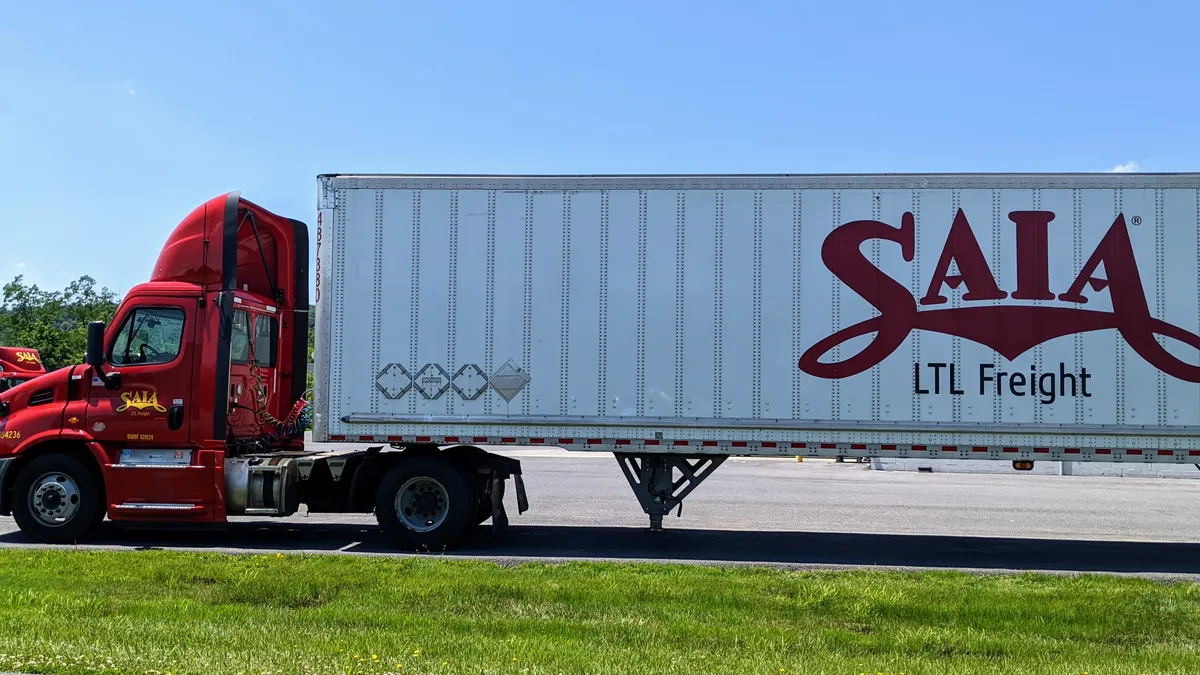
top-left (306, 304), bottom-right (315, 395)
top-left (0, 275), bottom-right (118, 371)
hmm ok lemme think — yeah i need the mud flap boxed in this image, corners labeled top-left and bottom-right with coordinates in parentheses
top-left (514, 473), bottom-right (528, 514)
top-left (490, 473), bottom-right (509, 535)
top-left (488, 469), bottom-right (530, 535)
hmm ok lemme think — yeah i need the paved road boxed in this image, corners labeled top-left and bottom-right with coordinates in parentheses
top-left (5, 452), bottom-right (1200, 576)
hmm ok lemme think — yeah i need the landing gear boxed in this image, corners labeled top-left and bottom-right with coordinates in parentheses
top-left (615, 453), bottom-right (727, 531)
top-left (11, 454), bottom-right (104, 544)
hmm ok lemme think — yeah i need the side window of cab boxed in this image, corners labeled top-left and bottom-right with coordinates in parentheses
top-left (230, 310), bottom-right (278, 367)
top-left (253, 314), bottom-right (278, 367)
top-left (109, 307), bottom-right (186, 366)
top-left (231, 310), bottom-right (251, 365)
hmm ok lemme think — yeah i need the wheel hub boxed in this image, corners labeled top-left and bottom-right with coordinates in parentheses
top-left (396, 476), bottom-right (449, 533)
top-left (29, 473), bottom-right (81, 527)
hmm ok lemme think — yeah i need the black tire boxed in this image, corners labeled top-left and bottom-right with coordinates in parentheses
top-left (473, 498), bottom-right (493, 526)
top-left (374, 455), bottom-right (473, 550)
top-left (11, 454), bottom-right (103, 544)
top-left (436, 445), bottom-right (491, 526)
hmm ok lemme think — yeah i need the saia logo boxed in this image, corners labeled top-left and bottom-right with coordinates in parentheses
top-left (115, 390), bottom-right (167, 413)
top-left (15, 351), bottom-right (38, 364)
top-left (798, 210), bottom-right (1200, 382)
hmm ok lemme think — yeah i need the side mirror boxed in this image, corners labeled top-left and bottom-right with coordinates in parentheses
top-left (85, 321), bottom-right (119, 389)
top-left (85, 321), bottom-right (106, 367)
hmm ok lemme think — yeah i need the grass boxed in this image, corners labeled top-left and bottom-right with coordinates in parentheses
top-left (0, 550), bottom-right (1196, 674)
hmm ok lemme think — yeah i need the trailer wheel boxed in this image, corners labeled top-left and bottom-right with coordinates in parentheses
top-left (11, 454), bottom-right (103, 544)
top-left (375, 455), bottom-right (473, 550)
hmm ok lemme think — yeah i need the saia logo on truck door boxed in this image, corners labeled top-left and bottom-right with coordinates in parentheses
top-left (15, 351), bottom-right (39, 365)
top-left (115, 390), bottom-right (167, 414)
top-left (798, 209), bottom-right (1200, 382)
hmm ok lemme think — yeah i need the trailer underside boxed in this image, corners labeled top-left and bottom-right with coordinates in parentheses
top-left (317, 418), bottom-right (1200, 536)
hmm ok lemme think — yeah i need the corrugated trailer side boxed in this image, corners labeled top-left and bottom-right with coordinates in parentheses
top-left (313, 173), bottom-right (1200, 528)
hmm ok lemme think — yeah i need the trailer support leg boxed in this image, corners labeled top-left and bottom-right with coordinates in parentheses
top-left (615, 453), bottom-right (727, 531)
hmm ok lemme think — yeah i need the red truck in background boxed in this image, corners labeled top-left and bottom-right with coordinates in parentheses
top-left (0, 348), bottom-right (46, 393)
top-left (0, 191), bottom-right (526, 549)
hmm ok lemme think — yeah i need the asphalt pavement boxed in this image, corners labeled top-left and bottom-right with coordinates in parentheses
top-left (4, 452), bottom-right (1200, 577)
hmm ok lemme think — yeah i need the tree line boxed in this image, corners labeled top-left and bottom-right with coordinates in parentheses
top-left (0, 276), bottom-right (119, 371)
top-left (1, 275), bottom-right (317, 378)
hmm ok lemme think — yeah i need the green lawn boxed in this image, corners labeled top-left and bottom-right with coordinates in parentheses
top-left (0, 550), bottom-right (1196, 674)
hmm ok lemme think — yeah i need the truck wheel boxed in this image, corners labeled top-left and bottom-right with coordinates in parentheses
top-left (473, 499), bottom-right (493, 526)
top-left (11, 454), bottom-right (103, 544)
top-left (375, 455), bottom-right (473, 550)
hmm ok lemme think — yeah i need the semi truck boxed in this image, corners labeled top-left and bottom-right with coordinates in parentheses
top-left (0, 348), bottom-right (46, 393)
top-left (3, 173), bottom-right (1200, 549)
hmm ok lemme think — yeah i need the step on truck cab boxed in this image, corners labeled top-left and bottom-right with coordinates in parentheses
top-left (0, 192), bottom-right (525, 548)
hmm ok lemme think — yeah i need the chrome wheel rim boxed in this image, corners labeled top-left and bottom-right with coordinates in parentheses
top-left (395, 476), bottom-right (449, 533)
top-left (29, 472), bottom-right (81, 527)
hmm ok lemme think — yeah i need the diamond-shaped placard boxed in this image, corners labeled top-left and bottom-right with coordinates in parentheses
top-left (489, 360), bottom-right (530, 403)
top-left (452, 363), bottom-right (489, 400)
top-left (375, 363), bottom-right (412, 400)
top-left (413, 363), bottom-right (451, 400)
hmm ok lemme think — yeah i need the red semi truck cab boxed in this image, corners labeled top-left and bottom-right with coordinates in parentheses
top-left (0, 192), bottom-right (526, 547)
top-left (0, 348), bottom-right (47, 393)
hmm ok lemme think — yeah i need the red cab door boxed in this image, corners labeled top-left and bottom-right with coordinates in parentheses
top-left (85, 298), bottom-right (214, 518)
top-left (226, 303), bottom-right (283, 439)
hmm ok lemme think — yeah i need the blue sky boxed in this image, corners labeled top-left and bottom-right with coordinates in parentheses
top-left (1, 0), bottom-right (1195, 299)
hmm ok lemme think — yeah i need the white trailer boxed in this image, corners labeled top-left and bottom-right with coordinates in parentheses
top-left (313, 173), bottom-right (1200, 530)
